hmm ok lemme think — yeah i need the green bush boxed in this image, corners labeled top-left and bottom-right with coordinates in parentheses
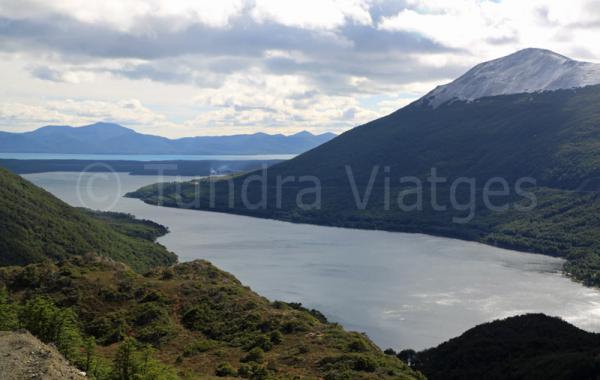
top-left (238, 363), bottom-right (269, 380)
top-left (347, 339), bottom-right (369, 353)
top-left (183, 339), bottom-right (217, 357)
top-left (0, 287), bottom-right (18, 330)
top-left (241, 347), bottom-right (265, 364)
top-left (353, 355), bottom-right (378, 372)
top-left (319, 354), bottom-right (379, 374)
top-left (269, 331), bottom-right (283, 345)
top-left (132, 303), bottom-right (168, 326)
top-left (281, 319), bottom-right (308, 334)
top-left (243, 334), bottom-right (273, 352)
top-left (19, 297), bottom-right (83, 362)
top-left (215, 362), bottom-right (237, 377)
top-left (111, 337), bottom-right (179, 380)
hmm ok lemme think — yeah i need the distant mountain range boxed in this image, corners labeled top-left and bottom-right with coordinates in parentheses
top-left (129, 48), bottom-right (600, 287)
top-left (0, 123), bottom-right (336, 155)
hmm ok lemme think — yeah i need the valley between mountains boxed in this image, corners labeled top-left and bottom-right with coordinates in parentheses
top-left (4, 48), bottom-right (600, 380)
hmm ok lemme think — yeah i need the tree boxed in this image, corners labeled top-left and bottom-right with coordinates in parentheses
top-left (0, 287), bottom-right (18, 330)
top-left (18, 297), bottom-right (83, 362)
top-left (84, 336), bottom-right (97, 373)
top-left (55, 308), bottom-right (83, 363)
top-left (112, 337), bottom-right (138, 380)
top-left (111, 337), bottom-right (179, 380)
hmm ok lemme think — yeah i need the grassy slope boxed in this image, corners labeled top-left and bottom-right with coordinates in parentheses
top-left (413, 314), bottom-right (600, 380)
top-left (128, 85), bottom-right (600, 286)
top-left (0, 256), bottom-right (422, 380)
top-left (0, 167), bottom-right (176, 272)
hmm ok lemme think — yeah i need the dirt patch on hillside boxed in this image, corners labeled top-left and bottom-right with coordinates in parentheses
top-left (0, 330), bottom-right (86, 380)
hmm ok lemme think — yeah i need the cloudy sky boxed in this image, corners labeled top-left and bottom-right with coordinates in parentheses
top-left (1, 0), bottom-right (599, 137)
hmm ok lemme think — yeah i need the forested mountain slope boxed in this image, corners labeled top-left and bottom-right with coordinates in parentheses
top-left (414, 314), bottom-right (600, 380)
top-left (0, 167), bottom-right (176, 272)
top-left (130, 84), bottom-right (600, 286)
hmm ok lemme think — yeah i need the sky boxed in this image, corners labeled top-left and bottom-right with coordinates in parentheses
top-left (1, 0), bottom-right (599, 138)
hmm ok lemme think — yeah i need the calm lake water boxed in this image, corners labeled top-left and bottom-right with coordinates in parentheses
top-left (0, 153), bottom-right (295, 161)
top-left (25, 171), bottom-right (600, 350)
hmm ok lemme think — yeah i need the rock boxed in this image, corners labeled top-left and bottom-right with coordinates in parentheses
top-left (0, 331), bottom-right (87, 380)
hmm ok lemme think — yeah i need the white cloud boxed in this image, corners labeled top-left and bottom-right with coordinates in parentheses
top-left (0, 98), bottom-right (173, 135)
top-left (252, 0), bottom-right (372, 30)
top-left (1, 0), bottom-right (600, 137)
top-left (379, 0), bottom-right (600, 61)
top-left (0, 0), bottom-right (373, 32)
top-left (0, 0), bottom-right (246, 32)
top-left (188, 69), bottom-right (381, 135)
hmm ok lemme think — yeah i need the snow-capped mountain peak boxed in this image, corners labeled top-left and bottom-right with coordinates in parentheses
top-left (422, 48), bottom-right (600, 107)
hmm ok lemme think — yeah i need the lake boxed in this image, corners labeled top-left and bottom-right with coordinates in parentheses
top-left (24, 171), bottom-right (600, 350)
top-left (0, 152), bottom-right (295, 161)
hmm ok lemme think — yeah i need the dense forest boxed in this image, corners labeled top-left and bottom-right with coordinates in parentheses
top-left (412, 314), bottom-right (600, 380)
top-left (0, 167), bottom-right (176, 272)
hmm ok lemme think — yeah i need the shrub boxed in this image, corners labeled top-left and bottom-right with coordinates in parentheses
top-left (161, 269), bottom-right (174, 280)
top-left (19, 297), bottom-right (83, 362)
top-left (183, 340), bottom-right (217, 357)
top-left (0, 287), bottom-right (18, 330)
top-left (132, 303), bottom-right (169, 326)
top-left (281, 320), bottom-right (308, 334)
top-left (136, 322), bottom-right (173, 345)
top-left (241, 347), bottom-right (265, 364)
top-left (397, 349), bottom-right (418, 366)
top-left (215, 362), bottom-right (237, 377)
top-left (309, 309), bottom-right (328, 323)
top-left (244, 335), bottom-right (273, 352)
top-left (111, 337), bottom-right (179, 380)
top-left (238, 363), bottom-right (269, 380)
top-left (324, 370), bottom-right (354, 380)
top-left (353, 355), bottom-right (377, 372)
top-left (347, 339), bottom-right (369, 353)
top-left (269, 331), bottom-right (283, 345)
top-left (87, 314), bottom-right (127, 344)
top-left (319, 354), bottom-right (379, 374)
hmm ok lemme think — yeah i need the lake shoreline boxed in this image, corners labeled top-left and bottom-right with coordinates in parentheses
top-left (132, 194), bottom-right (570, 271)
top-left (24, 171), bottom-right (600, 350)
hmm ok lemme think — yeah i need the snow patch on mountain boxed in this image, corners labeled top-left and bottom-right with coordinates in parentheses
top-left (422, 48), bottom-right (600, 107)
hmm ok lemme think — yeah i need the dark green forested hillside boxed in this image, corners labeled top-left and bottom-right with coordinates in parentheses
top-left (413, 314), bottom-right (600, 380)
top-left (128, 85), bottom-right (600, 285)
top-left (0, 167), bottom-right (176, 272)
top-left (269, 85), bottom-right (600, 189)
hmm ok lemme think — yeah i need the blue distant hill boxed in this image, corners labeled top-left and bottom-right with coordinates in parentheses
top-left (0, 122), bottom-right (336, 155)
